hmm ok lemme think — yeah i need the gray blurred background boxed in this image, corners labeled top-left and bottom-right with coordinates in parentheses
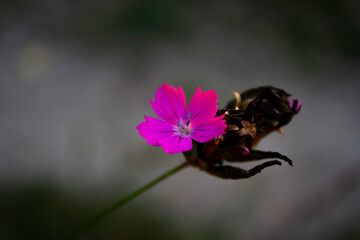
top-left (1, 0), bottom-right (360, 239)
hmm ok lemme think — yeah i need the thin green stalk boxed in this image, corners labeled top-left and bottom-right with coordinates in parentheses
top-left (64, 162), bottom-right (189, 239)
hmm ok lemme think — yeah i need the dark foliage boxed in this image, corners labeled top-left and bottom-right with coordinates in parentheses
top-left (184, 86), bottom-right (301, 179)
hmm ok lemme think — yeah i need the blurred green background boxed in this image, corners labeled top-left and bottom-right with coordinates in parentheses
top-left (1, 0), bottom-right (360, 239)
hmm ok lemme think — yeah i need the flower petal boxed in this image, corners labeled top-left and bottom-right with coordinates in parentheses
top-left (163, 84), bottom-right (187, 120)
top-left (159, 134), bottom-right (193, 154)
top-left (187, 86), bottom-right (218, 125)
top-left (136, 115), bottom-right (175, 146)
top-left (150, 83), bottom-right (187, 124)
top-left (191, 115), bottom-right (227, 143)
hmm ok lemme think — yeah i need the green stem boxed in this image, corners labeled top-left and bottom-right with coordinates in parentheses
top-left (64, 162), bottom-right (189, 239)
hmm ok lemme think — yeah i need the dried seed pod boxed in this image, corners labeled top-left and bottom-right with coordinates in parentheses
top-left (184, 86), bottom-right (301, 179)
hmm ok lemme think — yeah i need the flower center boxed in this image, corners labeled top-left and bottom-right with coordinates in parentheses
top-left (176, 112), bottom-right (192, 136)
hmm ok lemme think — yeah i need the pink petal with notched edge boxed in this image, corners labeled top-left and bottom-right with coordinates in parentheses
top-left (162, 84), bottom-right (186, 121)
top-left (190, 115), bottom-right (227, 143)
top-left (187, 86), bottom-right (218, 125)
top-left (159, 134), bottom-right (193, 154)
top-left (150, 90), bottom-right (176, 124)
top-left (149, 84), bottom-right (187, 124)
top-left (136, 115), bottom-right (175, 146)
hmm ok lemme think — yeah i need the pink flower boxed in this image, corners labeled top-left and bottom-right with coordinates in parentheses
top-left (137, 83), bottom-right (227, 154)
